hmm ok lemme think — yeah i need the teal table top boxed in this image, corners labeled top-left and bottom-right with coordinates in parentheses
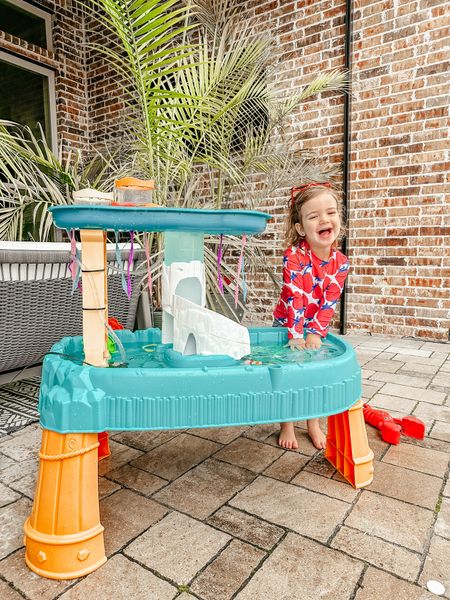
top-left (49, 206), bottom-right (271, 234)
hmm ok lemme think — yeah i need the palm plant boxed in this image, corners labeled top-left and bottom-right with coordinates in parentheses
top-left (0, 0), bottom-right (347, 319)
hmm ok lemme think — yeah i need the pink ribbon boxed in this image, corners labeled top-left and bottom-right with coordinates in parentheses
top-left (235, 234), bottom-right (246, 308)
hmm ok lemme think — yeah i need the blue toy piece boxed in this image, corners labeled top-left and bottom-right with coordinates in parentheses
top-left (39, 327), bottom-right (361, 434)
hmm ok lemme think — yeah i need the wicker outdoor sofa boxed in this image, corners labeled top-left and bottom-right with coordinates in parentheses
top-left (0, 242), bottom-right (145, 373)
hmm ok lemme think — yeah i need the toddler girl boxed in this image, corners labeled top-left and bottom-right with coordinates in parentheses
top-left (273, 183), bottom-right (349, 450)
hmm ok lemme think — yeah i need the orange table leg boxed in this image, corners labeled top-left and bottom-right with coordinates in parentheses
top-left (325, 399), bottom-right (374, 488)
top-left (24, 429), bottom-right (106, 579)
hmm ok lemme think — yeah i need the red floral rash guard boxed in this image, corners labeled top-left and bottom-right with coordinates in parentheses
top-left (273, 240), bottom-right (349, 340)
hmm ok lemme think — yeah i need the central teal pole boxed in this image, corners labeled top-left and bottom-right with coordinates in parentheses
top-left (162, 231), bottom-right (205, 345)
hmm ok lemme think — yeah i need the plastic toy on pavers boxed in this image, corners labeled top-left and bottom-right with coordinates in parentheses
top-left (24, 205), bottom-right (373, 580)
top-left (363, 403), bottom-right (425, 445)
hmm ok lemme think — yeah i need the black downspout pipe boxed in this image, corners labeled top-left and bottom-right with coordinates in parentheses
top-left (339, 0), bottom-right (353, 335)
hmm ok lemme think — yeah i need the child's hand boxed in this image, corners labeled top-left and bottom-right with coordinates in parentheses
top-left (305, 333), bottom-right (322, 350)
top-left (288, 338), bottom-right (306, 351)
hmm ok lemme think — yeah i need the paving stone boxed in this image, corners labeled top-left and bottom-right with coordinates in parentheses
top-left (388, 347), bottom-right (432, 358)
top-left (421, 342), bottom-right (450, 353)
top-left (0, 426), bottom-right (41, 461)
top-left (213, 437), bottom-right (283, 473)
top-left (263, 451), bottom-right (309, 482)
top-left (111, 430), bottom-right (180, 452)
top-left (59, 554), bottom-right (176, 600)
top-left (0, 482), bottom-right (20, 507)
top-left (362, 381), bottom-right (384, 399)
top-left (243, 423), bottom-right (279, 441)
top-left (0, 452), bottom-right (16, 469)
top-left (292, 470), bottom-right (359, 503)
top-left (124, 511), bottom-right (230, 585)
top-left (0, 497), bottom-right (32, 559)
top-left (153, 458), bottom-right (255, 519)
top-left (188, 426), bottom-right (247, 444)
top-left (363, 425), bottom-right (390, 461)
top-left (369, 393), bottom-right (416, 414)
top-left (381, 383), bottom-right (445, 404)
top-left (399, 363), bottom-right (441, 376)
top-left (105, 464), bottom-right (167, 497)
top-left (98, 440), bottom-right (144, 476)
top-left (0, 548), bottom-right (74, 600)
top-left (407, 436), bottom-right (450, 455)
top-left (355, 566), bottom-right (435, 600)
top-left (130, 433), bottom-right (220, 480)
top-left (367, 460), bottom-right (442, 510)
top-left (430, 420), bottom-right (450, 443)
top-left (100, 489), bottom-right (168, 555)
top-left (361, 369), bottom-right (375, 379)
top-left (0, 457), bottom-right (37, 486)
top-left (398, 353), bottom-right (446, 367)
top-left (331, 525), bottom-right (421, 580)
top-left (413, 403), bottom-right (450, 432)
top-left (358, 340), bottom-right (395, 351)
top-left (234, 532), bottom-right (363, 600)
top-left (382, 443), bottom-right (449, 477)
top-left (344, 491), bottom-right (434, 552)
top-left (364, 358), bottom-right (403, 373)
top-left (0, 580), bottom-right (22, 600)
top-left (304, 453), bottom-right (336, 477)
top-left (431, 372), bottom-right (450, 390)
top-left (419, 536), bottom-right (450, 597)
top-left (190, 539), bottom-right (265, 600)
top-left (444, 478), bottom-right (450, 497)
top-left (435, 497), bottom-right (450, 540)
top-left (356, 350), bottom-right (381, 365)
top-left (370, 372), bottom-right (431, 388)
top-left (98, 476), bottom-right (121, 499)
top-left (230, 476), bottom-right (349, 543)
top-left (8, 471), bottom-right (37, 499)
top-left (207, 506), bottom-right (284, 550)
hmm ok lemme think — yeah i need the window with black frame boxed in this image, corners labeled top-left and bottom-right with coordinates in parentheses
top-left (0, 0), bottom-right (56, 150)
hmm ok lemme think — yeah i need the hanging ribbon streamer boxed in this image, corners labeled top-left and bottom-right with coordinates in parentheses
top-left (145, 232), bottom-right (152, 299)
top-left (72, 248), bottom-right (82, 293)
top-left (126, 230), bottom-right (135, 299)
top-left (115, 231), bottom-right (128, 295)
top-left (241, 243), bottom-right (247, 302)
top-left (68, 229), bottom-right (82, 294)
top-left (217, 234), bottom-right (224, 295)
top-left (69, 229), bottom-right (76, 280)
top-left (234, 233), bottom-right (247, 308)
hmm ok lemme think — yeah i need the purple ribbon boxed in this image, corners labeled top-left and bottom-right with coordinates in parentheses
top-left (217, 234), bottom-right (224, 295)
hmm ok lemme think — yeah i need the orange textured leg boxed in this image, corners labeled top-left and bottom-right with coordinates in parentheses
top-left (325, 399), bottom-right (374, 488)
top-left (24, 429), bottom-right (106, 579)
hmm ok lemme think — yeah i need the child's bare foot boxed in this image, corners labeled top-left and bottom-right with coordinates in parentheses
top-left (307, 419), bottom-right (327, 450)
top-left (278, 422), bottom-right (299, 450)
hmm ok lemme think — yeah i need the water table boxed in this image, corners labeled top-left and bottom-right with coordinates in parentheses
top-left (24, 206), bottom-right (373, 580)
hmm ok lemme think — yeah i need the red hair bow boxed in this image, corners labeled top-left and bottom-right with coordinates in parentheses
top-left (290, 182), bottom-right (332, 207)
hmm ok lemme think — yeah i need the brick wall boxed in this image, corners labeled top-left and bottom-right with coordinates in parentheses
top-left (2, 0), bottom-right (448, 339)
top-left (236, 0), bottom-right (449, 341)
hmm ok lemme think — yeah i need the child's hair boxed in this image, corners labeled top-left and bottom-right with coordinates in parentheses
top-left (285, 183), bottom-right (345, 247)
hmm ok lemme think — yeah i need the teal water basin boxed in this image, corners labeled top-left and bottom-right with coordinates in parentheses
top-left (39, 327), bottom-right (361, 433)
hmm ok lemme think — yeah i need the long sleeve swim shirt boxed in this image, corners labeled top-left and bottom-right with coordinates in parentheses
top-left (273, 240), bottom-right (349, 340)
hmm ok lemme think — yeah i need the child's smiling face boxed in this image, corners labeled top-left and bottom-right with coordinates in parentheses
top-left (295, 192), bottom-right (341, 257)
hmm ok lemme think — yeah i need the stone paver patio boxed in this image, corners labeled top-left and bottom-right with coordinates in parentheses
top-left (0, 333), bottom-right (449, 599)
